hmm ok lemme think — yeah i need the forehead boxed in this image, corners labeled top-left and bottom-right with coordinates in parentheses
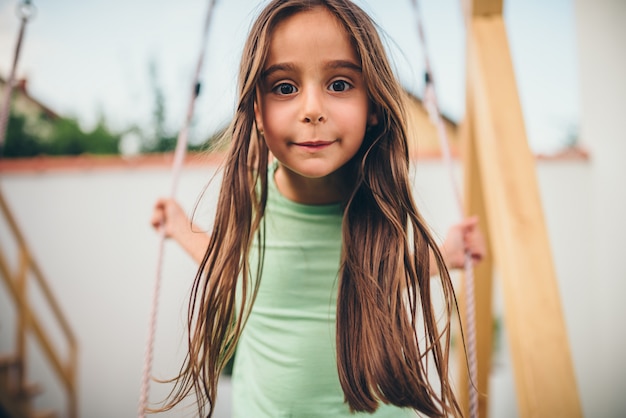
top-left (265, 7), bottom-right (359, 67)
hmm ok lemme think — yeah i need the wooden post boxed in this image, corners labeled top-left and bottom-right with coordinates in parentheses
top-left (462, 6), bottom-right (583, 416)
top-left (465, 0), bottom-right (502, 17)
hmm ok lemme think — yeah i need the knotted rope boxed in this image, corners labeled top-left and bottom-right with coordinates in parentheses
top-left (138, 1), bottom-right (217, 416)
top-left (409, 1), bottom-right (479, 417)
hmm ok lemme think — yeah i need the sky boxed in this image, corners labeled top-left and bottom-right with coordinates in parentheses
top-left (0, 0), bottom-right (580, 154)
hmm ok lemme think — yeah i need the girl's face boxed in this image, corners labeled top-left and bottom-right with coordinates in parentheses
top-left (255, 7), bottom-right (377, 199)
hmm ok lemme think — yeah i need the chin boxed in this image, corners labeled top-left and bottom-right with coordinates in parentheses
top-left (295, 168), bottom-right (337, 179)
top-left (286, 162), bottom-right (342, 180)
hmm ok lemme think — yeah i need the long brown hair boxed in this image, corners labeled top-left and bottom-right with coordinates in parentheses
top-left (160, 1), bottom-right (463, 417)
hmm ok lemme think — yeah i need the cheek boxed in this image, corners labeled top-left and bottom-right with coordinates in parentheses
top-left (340, 104), bottom-right (370, 136)
top-left (258, 113), bottom-right (283, 153)
top-left (258, 102), bottom-right (287, 134)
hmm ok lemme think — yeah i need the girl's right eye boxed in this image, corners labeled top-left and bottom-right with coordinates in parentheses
top-left (272, 83), bottom-right (297, 96)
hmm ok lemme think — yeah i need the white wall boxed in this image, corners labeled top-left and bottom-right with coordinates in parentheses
top-left (0, 158), bottom-right (598, 417)
top-left (574, 0), bottom-right (626, 416)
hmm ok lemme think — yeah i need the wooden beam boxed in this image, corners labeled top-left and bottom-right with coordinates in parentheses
top-left (467, 0), bottom-right (503, 17)
top-left (0, 189), bottom-right (78, 416)
top-left (467, 14), bottom-right (582, 417)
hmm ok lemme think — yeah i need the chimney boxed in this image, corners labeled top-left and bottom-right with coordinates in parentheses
top-left (16, 78), bottom-right (28, 92)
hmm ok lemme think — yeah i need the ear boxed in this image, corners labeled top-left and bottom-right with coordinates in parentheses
top-left (254, 99), bottom-right (264, 133)
top-left (367, 110), bottom-right (379, 128)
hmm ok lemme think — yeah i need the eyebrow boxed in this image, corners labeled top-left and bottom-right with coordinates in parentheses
top-left (261, 60), bottom-right (362, 79)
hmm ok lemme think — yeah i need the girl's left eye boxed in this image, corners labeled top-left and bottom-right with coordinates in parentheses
top-left (329, 80), bottom-right (352, 92)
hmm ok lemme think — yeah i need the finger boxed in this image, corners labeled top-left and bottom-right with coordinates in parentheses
top-left (150, 210), bottom-right (164, 229)
top-left (471, 249), bottom-right (484, 263)
top-left (154, 197), bottom-right (169, 209)
top-left (458, 216), bottom-right (479, 233)
top-left (463, 215), bottom-right (479, 225)
top-left (150, 200), bottom-right (167, 228)
top-left (467, 241), bottom-right (486, 263)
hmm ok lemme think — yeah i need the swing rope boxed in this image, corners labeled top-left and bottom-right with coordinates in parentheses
top-left (0, 0), bottom-right (36, 155)
top-left (408, 1), bottom-right (480, 417)
top-left (137, 1), bottom-right (217, 416)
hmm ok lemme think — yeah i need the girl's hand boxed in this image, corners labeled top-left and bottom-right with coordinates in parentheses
top-left (150, 198), bottom-right (190, 241)
top-left (150, 198), bottom-right (210, 264)
top-left (442, 216), bottom-right (486, 270)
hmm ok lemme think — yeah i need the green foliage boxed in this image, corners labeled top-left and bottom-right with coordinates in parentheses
top-left (2, 111), bottom-right (121, 158)
top-left (2, 59), bottom-right (225, 158)
top-left (3, 112), bottom-right (41, 157)
top-left (142, 133), bottom-right (178, 153)
top-left (46, 116), bottom-right (120, 156)
top-left (140, 59), bottom-right (179, 154)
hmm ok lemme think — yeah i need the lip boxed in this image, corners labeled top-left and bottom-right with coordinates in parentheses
top-left (293, 140), bottom-right (335, 150)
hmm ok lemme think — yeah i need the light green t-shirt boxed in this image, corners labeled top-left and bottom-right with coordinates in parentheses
top-left (232, 166), bottom-right (415, 417)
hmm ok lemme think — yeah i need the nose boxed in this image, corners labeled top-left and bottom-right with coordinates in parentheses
top-left (301, 87), bottom-right (326, 124)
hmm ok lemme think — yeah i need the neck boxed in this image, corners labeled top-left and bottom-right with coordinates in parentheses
top-left (274, 164), bottom-right (353, 205)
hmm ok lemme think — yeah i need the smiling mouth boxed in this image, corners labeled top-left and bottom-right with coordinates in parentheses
top-left (294, 140), bottom-right (335, 150)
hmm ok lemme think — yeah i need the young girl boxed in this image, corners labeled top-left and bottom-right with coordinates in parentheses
top-left (151, 0), bottom-right (484, 416)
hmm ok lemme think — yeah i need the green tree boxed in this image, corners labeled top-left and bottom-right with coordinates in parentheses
top-left (2, 112), bottom-right (42, 157)
top-left (141, 60), bottom-right (178, 153)
top-left (1, 108), bottom-right (121, 158)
